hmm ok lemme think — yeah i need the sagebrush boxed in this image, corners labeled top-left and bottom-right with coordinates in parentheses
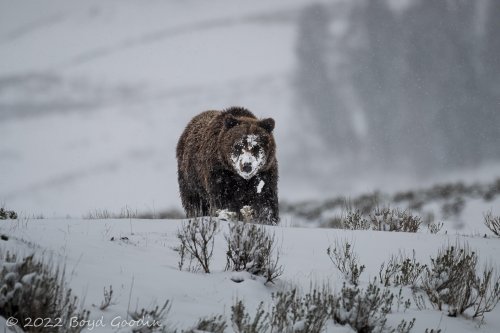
top-left (332, 279), bottom-right (394, 332)
top-left (370, 208), bottom-right (421, 232)
top-left (0, 207), bottom-right (17, 220)
top-left (379, 251), bottom-right (427, 288)
top-left (484, 211), bottom-right (500, 236)
top-left (270, 288), bottom-right (332, 333)
top-left (176, 217), bottom-right (218, 273)
top-left (230, 284), bottom-right (406, 333)
top-left (225, 221), bottom-right (283, 284)
top-left (0, 252), bottom-right (89, 333)
top-left (327, 239), bottom-right (365, 285)
top-left (421, 243), bottom-right (500, 318)
top-left (129, 300), bottom-right (173, 333)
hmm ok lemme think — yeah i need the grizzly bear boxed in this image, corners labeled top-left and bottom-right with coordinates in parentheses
top-left (176, 107), bottom-right (279, 224)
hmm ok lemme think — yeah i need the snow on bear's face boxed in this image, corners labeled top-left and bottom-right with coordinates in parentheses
top-left (222, 115), bottom-right (275, 180)
top-left (230, 134), bottom-right (267, 180)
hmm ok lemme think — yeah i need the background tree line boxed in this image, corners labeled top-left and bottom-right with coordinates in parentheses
top-left (295, 0), bottom-right (500, 174)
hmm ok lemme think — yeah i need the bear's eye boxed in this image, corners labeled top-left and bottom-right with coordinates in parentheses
top-left (251, 146), bottom-right (261, 155)
top-left (234, 144), bottom-right (243, 153)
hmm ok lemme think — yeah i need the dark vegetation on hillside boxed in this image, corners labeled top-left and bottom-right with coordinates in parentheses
top-left (281, 178), bottom-right (500, 225)
top-left (0, 208), bottom-right (17, 220)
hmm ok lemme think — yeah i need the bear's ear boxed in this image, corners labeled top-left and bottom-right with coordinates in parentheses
top-left (259, 118), bottom-right (275, 133)
top-left (224, 115), bottom-right (239, 129)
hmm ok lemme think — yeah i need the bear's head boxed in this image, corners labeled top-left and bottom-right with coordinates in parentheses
top-left (219, 112), bottom-right (276, 180)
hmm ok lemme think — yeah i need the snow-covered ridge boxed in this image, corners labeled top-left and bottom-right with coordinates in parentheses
top-left (1, 215), bottom-right (500, 332)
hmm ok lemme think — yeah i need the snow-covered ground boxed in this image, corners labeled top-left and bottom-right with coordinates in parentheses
top-left (1, 215), bottom-right (500, 332)
top-left (2, 1), bottom-right (500, 332)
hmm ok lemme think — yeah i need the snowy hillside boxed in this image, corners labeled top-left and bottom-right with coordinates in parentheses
top-left (2, 1), bottom-right (500, 332)
top-left (1, 213), bottom-right (500, 332)
top-left (3, 0), bottom-right (498, 218)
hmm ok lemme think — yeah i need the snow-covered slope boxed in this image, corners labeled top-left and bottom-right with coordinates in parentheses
top-left (1, 217), bottom-right (500, 332)
top-left (2, 2), bottom-right (500, 332)
top-left (1, 0), bottom-right (499, 218)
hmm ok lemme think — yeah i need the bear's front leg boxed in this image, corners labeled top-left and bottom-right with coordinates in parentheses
top-left (252, 172), bottom-right (279, 224)
top-left (206, 169), bottom-right (244, 216)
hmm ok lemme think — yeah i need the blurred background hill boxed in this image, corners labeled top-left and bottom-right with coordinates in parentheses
top-left (1, 0), bottom-right (499, 218)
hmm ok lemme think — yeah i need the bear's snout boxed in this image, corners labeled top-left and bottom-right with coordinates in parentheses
top-left (242, 162), bottom-right (253, 173)
top-left (235, 150), bottom-right (262, 179)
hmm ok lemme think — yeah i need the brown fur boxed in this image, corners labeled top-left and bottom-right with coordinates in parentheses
top-left (176, 107), bottom-right (279, 223)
